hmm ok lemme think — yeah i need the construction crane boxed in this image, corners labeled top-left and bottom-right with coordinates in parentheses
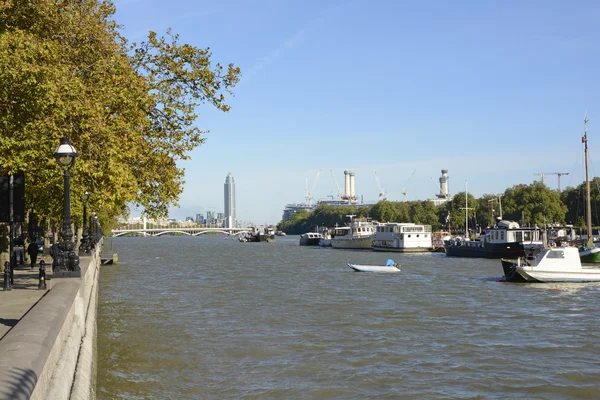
top-left (305, 170), bottom-right (321, 206)
top-left (402, 169), bottom-right (416, 201)
top-left (533, 172), bottom-right (570, 191)
top-left (330, 170), bottom-right (346, 201)
top-left (373, 170), bottom-right (387, 201)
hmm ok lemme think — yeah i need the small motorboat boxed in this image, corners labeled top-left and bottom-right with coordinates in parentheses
top-left (347, 259), bottom-right (400, 273)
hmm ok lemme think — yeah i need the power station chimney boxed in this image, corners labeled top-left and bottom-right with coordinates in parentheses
top-left (349, 172), bottom-right (356, 200)
top-left (344, 171), bottom-right (351, 198)
top-left (438, 169), bottom-right (449, 199)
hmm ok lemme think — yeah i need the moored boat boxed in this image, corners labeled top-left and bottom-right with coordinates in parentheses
top-left (373, 223), bottom-right (432, 252)
top-left (444, 221), bottom-right (542, 259)
top-left (507, 245), bottom-right (600, 282)
top-left (331, 216), bottom-right (376, 250)
top-left (238, 226), bottom-right (276, 243)
top-left (299, 232), bottom-right (323, 246)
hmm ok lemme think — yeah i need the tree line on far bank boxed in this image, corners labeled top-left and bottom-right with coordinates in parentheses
top-left (277, 179), bottom-right (600, 235)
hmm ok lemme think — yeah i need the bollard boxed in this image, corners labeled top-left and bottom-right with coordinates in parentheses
top-left (3, 261), bottom-right (11, 291)
top-left (38, 260), bottom-right (47, 290)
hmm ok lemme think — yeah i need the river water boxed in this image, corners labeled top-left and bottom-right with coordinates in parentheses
top-left (97, 236), bottom-right (600, 399)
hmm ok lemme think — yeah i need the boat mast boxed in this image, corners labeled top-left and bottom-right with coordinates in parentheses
top-left (459, 181), bottom-right (474, 238)
top-left (584, 115), bottom-right (593, 247)
top-left (465, 181), bottom-right (468, 237)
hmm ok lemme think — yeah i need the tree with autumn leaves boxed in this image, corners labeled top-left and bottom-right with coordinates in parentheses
top-left (0, 1), bottom-right (240, 237)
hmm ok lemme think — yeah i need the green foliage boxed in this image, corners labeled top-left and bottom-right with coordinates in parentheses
top-left (278, 200), bottom-right (442, 234)
top-left (501, 182), bottom-right (566, 226)
top-left (0, 0), bottom-right (240, 228)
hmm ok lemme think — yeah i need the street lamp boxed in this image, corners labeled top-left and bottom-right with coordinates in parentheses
top-left (80, 190), bottom-right (90, 254)
top-left (53, 137), bottom-right (81, 277)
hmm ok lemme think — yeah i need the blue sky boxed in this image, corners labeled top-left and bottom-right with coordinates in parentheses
top-left (114, 0), bottom-right (600, 224)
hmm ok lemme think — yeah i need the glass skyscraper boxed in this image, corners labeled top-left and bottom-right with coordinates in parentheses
top-left (224, 172), bottom-right (236, 228)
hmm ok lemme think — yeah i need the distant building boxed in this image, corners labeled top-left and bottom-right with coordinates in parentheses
top-left (185, 216), bottom-right (195, 222)
top-left (206, 211), bottom-right (216, 223)
top-left (195, 213), bottom-right (204, 224)
top-left (224, 172), bottom-right (236, 228)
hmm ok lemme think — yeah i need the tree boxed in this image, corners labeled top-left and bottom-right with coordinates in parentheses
top-left (439, 191), bottom-right (478, 235)
top-left (502, 182), bottom-right (566, 226)
top-left (0, 0), bottom-right (241, 232)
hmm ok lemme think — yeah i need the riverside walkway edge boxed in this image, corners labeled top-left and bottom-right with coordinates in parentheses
top-left (0, 244), bottom-right (102, 400)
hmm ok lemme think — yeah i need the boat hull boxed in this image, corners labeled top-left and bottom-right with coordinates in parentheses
top-left (516, 267), bottom-right (600, 282)
top-left (579, 247), bottom-right (600, 263)
top-left (331, 237), bottom-right (373, 249)
top-left (373, 245), bottom-right (431, 253)
top-left (347, 263), bottom-right (400, 272)
top-left (500, 259), bottom-right (529, 283)
top-left (299, 237), bottom-right (321, 246)
top-left (444, 241), bottom-right (525, 259)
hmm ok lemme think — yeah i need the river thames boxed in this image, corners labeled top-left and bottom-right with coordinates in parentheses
top-left (97, 235), bottom-right (600, 399)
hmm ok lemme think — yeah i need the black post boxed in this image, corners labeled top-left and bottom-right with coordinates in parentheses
top-left (3, 261), bottom-right (10, 291)
top-left (80, 192), bottom-right (90, 254)
top-left (38, 260), bottom-right (47, 290)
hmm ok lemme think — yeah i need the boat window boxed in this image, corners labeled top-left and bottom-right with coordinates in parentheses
top-left (500, 231), bottom-right (505, 241)
top-left (400, 234), bottom-right (403, 239)
top-left (417, 234), bottom-right (420, 237)
top-left (524, 231), bottom-right (531, 241)
top-left (408, 234), bottom-right (411, 238)
top-left (515, 232), bottom-right (523, 242)
top-left (495, 231), bottom-right (499, 240)
top-left (547, 250), bottom-right (565, 259)
top-left (424, 234), bottom-right (428, 238)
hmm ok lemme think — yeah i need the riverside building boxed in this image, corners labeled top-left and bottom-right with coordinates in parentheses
top-left (224, 172), bottom-right (236, 228)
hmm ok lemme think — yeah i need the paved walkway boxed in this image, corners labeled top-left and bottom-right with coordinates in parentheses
top-left (0, 255), bottom-right (54, 339)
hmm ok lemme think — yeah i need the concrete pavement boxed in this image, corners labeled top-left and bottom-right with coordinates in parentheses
top-left (0, 255), bottom-right (54, 340)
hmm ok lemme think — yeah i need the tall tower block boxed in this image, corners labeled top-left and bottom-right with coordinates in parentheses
top-left (224, 172), bottom-right (236, 228)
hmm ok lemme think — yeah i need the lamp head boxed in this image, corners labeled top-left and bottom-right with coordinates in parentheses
top-left (83, 190), bottom-right (90, 202)
top-left (54, 137), bottom-right (78, 170)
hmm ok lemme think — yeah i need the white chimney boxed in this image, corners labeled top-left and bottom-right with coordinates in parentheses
top-left (349, 172), bottom-right (356, 199)
top-left (344, 171), bottom-right (351, 198)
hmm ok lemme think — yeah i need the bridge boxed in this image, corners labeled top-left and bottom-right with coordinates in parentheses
top-left (111, 227), bottom-right (252, 237)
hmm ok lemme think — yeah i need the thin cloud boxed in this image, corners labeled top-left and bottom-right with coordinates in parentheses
top-left (245, 1), bottom-right (354, 80)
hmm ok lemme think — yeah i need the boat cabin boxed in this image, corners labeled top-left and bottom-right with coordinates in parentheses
top-left (373, 223), bottom-right (432, 249)
top-left (481, 221), bottom-right (541, 245)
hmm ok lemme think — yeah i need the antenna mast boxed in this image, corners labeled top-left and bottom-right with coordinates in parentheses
top-left (584, 115), bottom-right (593, 246)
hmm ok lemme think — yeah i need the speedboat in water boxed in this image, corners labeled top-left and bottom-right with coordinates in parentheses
top-left (347, 259), bottom-right (400, 273)
top-left (501, 245), bottom-right (600, 283)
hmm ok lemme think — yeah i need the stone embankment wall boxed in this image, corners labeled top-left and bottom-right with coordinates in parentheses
top-left (0, 244), bottom-right (102, 400)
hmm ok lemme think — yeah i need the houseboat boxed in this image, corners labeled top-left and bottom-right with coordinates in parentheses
top-left (444, 220), bottom-right (541, 258)
top-left (331, 217), bottom-right (377, 250)
top-left (373, 223), bottom-right (433, 252)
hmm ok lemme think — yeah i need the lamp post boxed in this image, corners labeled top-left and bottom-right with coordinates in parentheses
top-left (53, 137), bottom-right (81, 278)
top-left (80, 190), bottom-right (90, 254)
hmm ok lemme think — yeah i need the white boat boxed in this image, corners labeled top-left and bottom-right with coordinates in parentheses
top-left (331, 216), bottom-right (376, 250)
top-left (515, 245), bottom-right (600, 282)
top-left (373, 223), bottom-right (433, 252)
top-left (299, 232), bottom-right (323, 246)
top-left (347, 259), bottom-right (400, 273)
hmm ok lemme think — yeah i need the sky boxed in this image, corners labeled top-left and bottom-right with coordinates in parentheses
top-left (114, 0), bottom-right (600, 224)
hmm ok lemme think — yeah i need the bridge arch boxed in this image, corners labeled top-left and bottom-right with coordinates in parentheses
top-left (154, 231), bottom-right (192, 237)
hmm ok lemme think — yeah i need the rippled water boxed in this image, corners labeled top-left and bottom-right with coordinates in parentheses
top-left (97, 236), bottom-right (600, 399)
